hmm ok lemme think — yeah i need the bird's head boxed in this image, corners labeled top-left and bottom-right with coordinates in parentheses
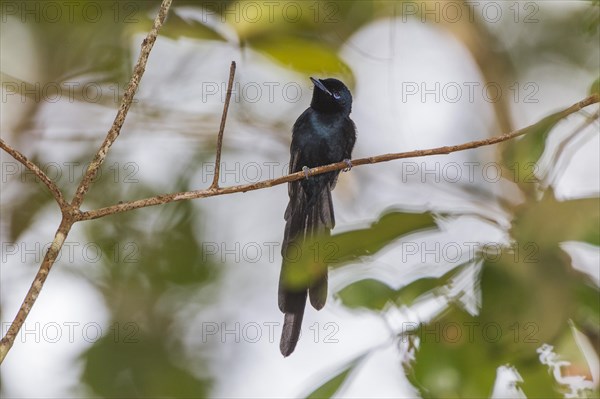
top-left (309, 77), bottom-right (352, 115)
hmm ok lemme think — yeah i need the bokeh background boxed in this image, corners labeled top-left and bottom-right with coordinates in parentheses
top-left (1, 1), bottom-right (599, 397)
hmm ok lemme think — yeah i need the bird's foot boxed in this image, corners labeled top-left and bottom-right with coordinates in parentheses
top-left (302, 166), bottom-right (310, 179)
top-left (343, 159), bottom-right (353, 172)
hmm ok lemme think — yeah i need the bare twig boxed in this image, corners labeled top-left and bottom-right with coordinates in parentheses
top-left (0, 139), bottom-right (68, 209)
top-left (77, 94), bottom-right (599, 222)
top-left (0, 0), bottom-right (173, 364)
top-left (0, 217), bottom-right (71, 362)
top-left (71, 0), bottom-right (173, 208)
top-left (210, 61), bottom-right (237, 189)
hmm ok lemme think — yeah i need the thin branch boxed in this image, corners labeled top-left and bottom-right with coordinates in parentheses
top-left (70, 0), bottom-right (173, 208)
top-left (77, 94), bottom-right (599, 222)
top-left (0, 0), bottom-right (173, 364)
top-left (0, 139), bottom-right (68, 209)
top-left (210, 61), bottom-right (237, 189)
top-left (0, 217), bottom-right (71, 362)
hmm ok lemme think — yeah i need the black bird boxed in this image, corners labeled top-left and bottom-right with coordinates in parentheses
top-left (279, 77), bottom-right (356, 356)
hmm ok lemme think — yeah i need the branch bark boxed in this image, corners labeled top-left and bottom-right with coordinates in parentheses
top-left (0, 0), bottom-right (173, 364)
top-left (0, 217), bottom-right (71, 362)
top-left (0, 139), bottom-right (68, 209)
top-left (210, 61), bottom-right (236, 189)
top-left (71, 0), bottom-right (173, 208)
top-left (77, 93), bottom-right (599, 222)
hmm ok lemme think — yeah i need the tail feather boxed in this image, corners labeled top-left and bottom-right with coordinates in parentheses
top-left (309, 273), bottom-right (327, 310)
top-left (280, 298), bottom-right (306, 357)
top-left (308, 190), bottom-right (331, 309)
top-left (279, 181), bottom-right (335, 356)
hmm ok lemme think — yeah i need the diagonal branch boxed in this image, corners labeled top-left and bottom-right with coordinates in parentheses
top-left (71, 0), bottom-right (173, 208)
top-left (0, 139), bottom-right (68, 209)
top-left (210, 61), bottom-right (237, 189)
top-left (0, 217), bottom-right (71, 363)
top-left (76, 94), bottom-right (599, 222)
top-left (0, 0), bottom-right (174, 364)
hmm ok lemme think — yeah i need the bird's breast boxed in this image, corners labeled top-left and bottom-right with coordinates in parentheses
top-left (297, 114), bottom-right (348, 167)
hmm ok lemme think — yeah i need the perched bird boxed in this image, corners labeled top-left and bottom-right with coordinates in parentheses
top-left (279, 77), bottom-right (356, 356)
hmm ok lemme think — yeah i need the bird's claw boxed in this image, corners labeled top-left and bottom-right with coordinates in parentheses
top-left (302, 166), bottom-right (310, 179)
top-left (343, 159), bottom-right (353, 172)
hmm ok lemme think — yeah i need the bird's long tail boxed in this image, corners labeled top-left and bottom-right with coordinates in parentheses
top-left (279, 186), bottom-right (334, 356)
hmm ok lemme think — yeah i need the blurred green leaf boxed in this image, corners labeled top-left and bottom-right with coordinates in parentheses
top-left (583, 0), bottom-right (600, 35)
top-left (337, 265), bottom-right (461, 310)
top-left (501, 110), bottom-right (565, 194)
top-left (394, 265), bottom-right (463, 305)
top-left (405, 232), bottom-right (600, 398)
top-left (283, 211), bottom-right (437, 289)
top-left (227, 0), bottom-right (373, 45)
top-left (511, 193), bottom-right (600, 247)
top-left (337, 279), bottom-right (395, 310)
top-left (331, 211), bottom-right (438, 265)
top-left (306, 352), bottom-right (367, 399)
top-left (575, 281), bottom-right (600, 328)
top-left (410, 317), bottom-right (561, 399)
top-left (573, 281), bottom-right (600, 356)
top-left (133, 11), bottom-right (226, 42)
top-left (9, 184), bottom-right (53, 242)
top-left (82, 334), bottom-right (210, 397)
top-left (408, 255), bottom-right (567, 397)
top-left (407, 313), bottom-right (503, 398)
top-left (79, 148), bottom-right (218, 396)
top-left (250, 35), bottom-right (354, 83)
top-left (16, 0), bottom-right (142, 84)
top-left (590, 76), bottom-right (600, 96)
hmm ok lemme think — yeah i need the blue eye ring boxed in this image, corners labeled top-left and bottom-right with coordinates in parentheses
top-left (333, 92), bottom-right (341, 100)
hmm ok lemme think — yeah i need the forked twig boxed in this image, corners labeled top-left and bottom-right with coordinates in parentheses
top-left (0, 0), bottom-right (174, 364)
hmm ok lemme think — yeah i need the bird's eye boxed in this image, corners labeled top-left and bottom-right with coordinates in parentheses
top-left (333, 92), bottom-right (341, 100)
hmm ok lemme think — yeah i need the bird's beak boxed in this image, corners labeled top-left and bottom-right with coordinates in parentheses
top-left (310, 77), bottom-right (332, 96)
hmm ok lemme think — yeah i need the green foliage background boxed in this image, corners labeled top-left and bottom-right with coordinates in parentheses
top-left (1, 0), bottom-right (599, 397)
